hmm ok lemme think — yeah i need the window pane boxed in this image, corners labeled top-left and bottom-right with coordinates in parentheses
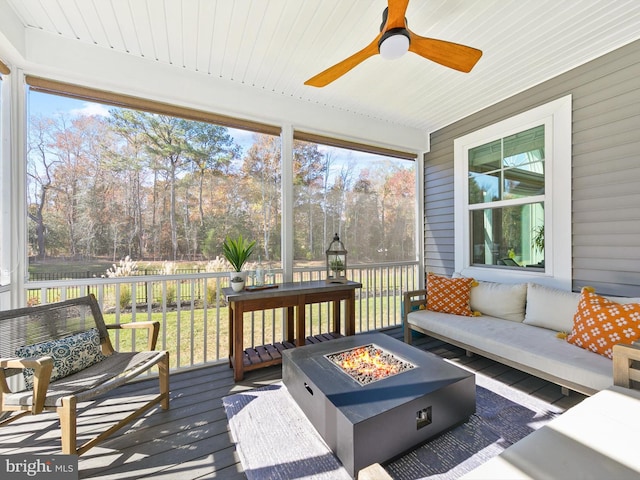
top-left (292, 141), bottom-right (415, 266)
top-left (503, 125), bottom-right (544, 161)
top-left (27, 89), bottom-right (281, 279)
top-left (503, 161), bottom-right (544, 199)
top-left (470, 202), bottom-right (544, 268)
top-left (469, 172), bottom-right (500, 203)
top-left (469, 139), bottom-right (500, 204)
top-left (469, 126), bottom-right (545, 204)
top-left (469, 139), bottom-right (501, 172)
top-left (503, 125), bottom-right (545, 199)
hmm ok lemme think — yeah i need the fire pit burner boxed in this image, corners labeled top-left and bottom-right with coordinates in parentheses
top-left (326, 343), bottom-right (415, 385)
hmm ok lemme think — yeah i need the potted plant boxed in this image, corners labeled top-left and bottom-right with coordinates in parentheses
top-left (222, 235), bottom-right (256, 291)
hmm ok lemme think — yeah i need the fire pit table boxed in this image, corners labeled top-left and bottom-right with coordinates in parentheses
top-left (283, 332), bottom-right (475, 476)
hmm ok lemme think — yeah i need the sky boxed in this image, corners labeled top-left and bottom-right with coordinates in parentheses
top-left (28, 89), bottom-right (256, 151)
top-left (29, 90), bottom-right (110, 118)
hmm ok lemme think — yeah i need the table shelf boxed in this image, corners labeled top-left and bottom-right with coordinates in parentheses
top-left (233, 332), bottom-right (344, 371)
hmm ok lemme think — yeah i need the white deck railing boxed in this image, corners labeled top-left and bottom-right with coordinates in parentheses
top-left (26, 262), bottom-right (419, 372)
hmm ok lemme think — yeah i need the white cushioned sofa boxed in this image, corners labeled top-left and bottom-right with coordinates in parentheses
top-left (403, 279), bottom-right (638, 396)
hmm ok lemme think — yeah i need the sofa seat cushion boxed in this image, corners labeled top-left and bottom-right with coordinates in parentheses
top-left (407, 310), bottom-right (613, 392)
top-left (460, 385), bottom-right (640, 479)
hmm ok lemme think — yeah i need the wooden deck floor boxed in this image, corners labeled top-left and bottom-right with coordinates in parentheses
top-left (0, 327), bottom-right (587, 479)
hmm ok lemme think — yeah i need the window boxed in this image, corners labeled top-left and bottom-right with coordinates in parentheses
top-left (291, 134), bottom-right (416, 268)
top-left (468, 125), bottom-right (545, 269)
top-left (26, 85), bottom-right (281, 279)
top-left (454, 96), bottom-right (572, 289)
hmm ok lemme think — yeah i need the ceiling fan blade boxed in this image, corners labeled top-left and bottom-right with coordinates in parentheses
top-left (408, 32), bottom-right (482, 73)
top-left (385, 0), bottom-right (410, 30)
top-left (304, 34), bottom-right (382, 87)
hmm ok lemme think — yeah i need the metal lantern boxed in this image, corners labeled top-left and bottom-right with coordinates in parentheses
top-left (326, 233), bottom-right (348, 283)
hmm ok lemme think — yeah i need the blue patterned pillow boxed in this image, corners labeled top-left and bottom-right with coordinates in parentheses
top-left (16, 328), bottom-right (108, 389)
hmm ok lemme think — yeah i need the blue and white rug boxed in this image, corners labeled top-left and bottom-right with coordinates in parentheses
top-left (223, 373), bottom-right (563, 480)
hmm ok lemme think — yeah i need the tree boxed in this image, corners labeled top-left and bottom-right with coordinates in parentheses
top-left (347, 170), bottom-right (378, 261)
top-left (291, 141), bottom-right (325, 259)
top-left (27, 115), bottom-right (58, 259)
top-left (242, 135), bottom-right (281, 261)
top-left (109, 111), bottom-right (242, 261)
top-left (109, 112), bottom-right (194, 260)
top-left (380, 167), bottom-right (415, 260)
top-left (103, 114), bottom-right (150, 259)
top-left (185, 122), bottom-right (240, 227)
top-left (46, 115), bottom-right (107, 257)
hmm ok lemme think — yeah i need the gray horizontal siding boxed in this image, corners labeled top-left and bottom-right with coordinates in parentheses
top-left (423, 38), bottom-right (640, 295)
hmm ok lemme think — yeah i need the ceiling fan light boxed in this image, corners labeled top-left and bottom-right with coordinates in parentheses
top-left (379, 29), bottom-right (410, 60)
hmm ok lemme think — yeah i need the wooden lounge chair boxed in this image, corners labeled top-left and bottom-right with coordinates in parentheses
top-left (0, 294), bottom-right (169, 454)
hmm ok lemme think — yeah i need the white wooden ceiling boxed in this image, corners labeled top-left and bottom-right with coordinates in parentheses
top-left (3, 0), bottom-right (640, 143)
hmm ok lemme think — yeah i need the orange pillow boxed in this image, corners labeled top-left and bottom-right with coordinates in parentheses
top-left (566, 289), bottom-right (640, 359)
top-left (426, 273), bottom-right (476, 316)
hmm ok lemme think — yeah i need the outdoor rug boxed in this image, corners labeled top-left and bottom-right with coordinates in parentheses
top-left (223, 374), bottom-right (563, 480)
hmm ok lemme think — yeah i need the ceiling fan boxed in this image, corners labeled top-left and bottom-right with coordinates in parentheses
top-left (304, 0), bottom-right (482, 87)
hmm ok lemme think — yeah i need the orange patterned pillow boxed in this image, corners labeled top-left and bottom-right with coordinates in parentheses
top-left (426, 273), bottom-right (476, 316)
top-left (566, 289), bottom-right (640, 359)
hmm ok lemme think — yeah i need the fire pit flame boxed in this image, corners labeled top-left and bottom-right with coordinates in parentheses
top-left (326, 344), bottom-right (415, 385)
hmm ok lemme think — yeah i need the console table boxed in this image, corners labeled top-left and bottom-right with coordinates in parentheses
top-left (223, 280), bottom-right (361, 381)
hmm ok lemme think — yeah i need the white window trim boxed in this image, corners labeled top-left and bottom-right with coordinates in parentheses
top-left (454, 95), bottom-right (572, 290)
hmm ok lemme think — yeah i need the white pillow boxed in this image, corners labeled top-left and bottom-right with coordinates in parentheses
top-left (452, 273), bottom-right (527, 322)
top-left (523, 283), bottom-right (581, 332)
top-left (470, 281), bottom-right (527, 322)
top-left (605, 295), bottom-right (640, 304)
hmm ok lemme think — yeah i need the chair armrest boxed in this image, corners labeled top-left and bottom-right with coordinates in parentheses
top-left (403, 289), bottom-right (427, 322)
top-left (106, 321), bottom-right (160, 350)
top-left (0, 356), bottom-right (54, 414)
top-left (613, 343), bottom-right (640, 389)
top-left (1, 357), bottom-right (53, 370)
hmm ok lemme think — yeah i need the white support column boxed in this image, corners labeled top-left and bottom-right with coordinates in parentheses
top-left (10, 69), bottom-right (26, 306)
top-left (281, 124), bottom-right (294, 282)
top-left (0, 70), bottom-right (11, 308)
top-left (415, 151), bottom-right (426, 288)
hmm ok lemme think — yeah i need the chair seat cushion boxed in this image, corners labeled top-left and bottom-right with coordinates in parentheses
top-left (4, 350), bottom-right (167, 407)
